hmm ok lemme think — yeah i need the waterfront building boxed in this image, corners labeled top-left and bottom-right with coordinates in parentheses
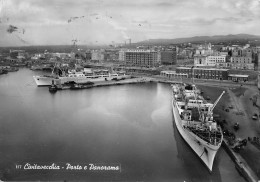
top-left (125, 49), bottom-right (159, 67)
top-left (176, 67), bottom-right (229, 80)
top-left (160, 48), bottom-right (177, 65)
top-left (228, 74), bottom-right (249, 82)
top-left (160, 70), bottom-right (188, 79)
top-left (124, 66), bottom-right (159, 75)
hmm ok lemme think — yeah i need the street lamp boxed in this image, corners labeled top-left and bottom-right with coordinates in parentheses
top-left (219, 77), bottom-right (222, 86)
top-left (191, 66), bottom-right (194, 84)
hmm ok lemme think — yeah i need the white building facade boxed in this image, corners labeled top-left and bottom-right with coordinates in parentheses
top-left (194, 55), bottom-right (226, 67)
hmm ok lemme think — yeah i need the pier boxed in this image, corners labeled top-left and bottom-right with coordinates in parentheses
top-left (48, 77), bottom-right (153, 92)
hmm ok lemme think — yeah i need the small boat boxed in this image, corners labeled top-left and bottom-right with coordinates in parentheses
top-left (49, 80), bottom-right (57, 93)
top-left (1, 70), bottom-right (8, 74)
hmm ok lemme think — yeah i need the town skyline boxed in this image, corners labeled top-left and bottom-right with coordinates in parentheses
top-left (0, 0), bottom-right (260, 47)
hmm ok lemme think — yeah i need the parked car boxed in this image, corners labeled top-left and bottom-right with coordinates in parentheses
top-left (252, 113), bottom-right (258, 120)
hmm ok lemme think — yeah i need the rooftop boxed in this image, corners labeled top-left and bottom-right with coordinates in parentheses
top-left (228, 74), bottom-right (249, 78)
top-left (177, 67), bottom-right (229, 71)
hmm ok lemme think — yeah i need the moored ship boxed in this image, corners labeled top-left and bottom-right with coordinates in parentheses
top-left (33, 68), bottom-right (129, 86)
top-left (171, 83), bottom-right (224, 172)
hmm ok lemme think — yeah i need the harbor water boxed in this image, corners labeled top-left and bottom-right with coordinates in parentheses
top-left (0, 68), bottom-right (245, 181)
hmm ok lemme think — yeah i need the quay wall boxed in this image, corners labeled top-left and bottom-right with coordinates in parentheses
top-left (222, 139), bottom-right (259, 182)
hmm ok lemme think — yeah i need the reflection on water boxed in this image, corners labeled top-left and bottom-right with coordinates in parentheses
top-left (0, 68), bottom-right (245, 181)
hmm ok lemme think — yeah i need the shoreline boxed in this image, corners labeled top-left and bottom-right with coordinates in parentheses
top-left (48, 75), bottom-right (255, 91)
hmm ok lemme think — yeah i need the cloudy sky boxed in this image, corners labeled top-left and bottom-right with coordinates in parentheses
top-left (0, 0), bottom-right (260, 46)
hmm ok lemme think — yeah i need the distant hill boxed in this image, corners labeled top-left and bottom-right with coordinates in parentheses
top-left (136, 34), bottom-right (260, 46)
top-left (0, 44), bottom-right (110, 54)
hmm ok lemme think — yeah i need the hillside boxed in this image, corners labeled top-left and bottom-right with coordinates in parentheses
top-left (136, 34), bottom-right (260, 46)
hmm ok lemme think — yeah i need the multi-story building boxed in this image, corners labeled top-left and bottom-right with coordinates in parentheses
top-left (232, 49), bottom-right (242, 57)
top-left (157, 51), bottom-right (161, 64)
top-left (10, 50), bottom-right (26, 59)
top-left (193, 55), bottom-right (208, 66)
top-left (193, 43), bottom-right (220, 67)
top-left (118, 50), bottom-right (125, 62)
top-left (230, 57), bottom-right (254, 70)
top-left (229, 47), bottom-right (254, 70)
top-left (195, 43), bottom-right (213, 56)
top-left (91, 50), bottom-right (105, 61)
top-left (231, 48), bottom-right (252, 57)
top-left (176, 67), bottom-right (229, 80)
top-left (85, 51), bottom-right (92, 60)
top-left (194, 55), bottom-right (226, 67)
top-left (212, 51), bottom-right (228, 56)
top-left (160, 49), bottom-right (177, 65)
top-left (258, 53), bottom-right (260, 89)
top-left (207, 55), bottom-right (226, 66)
top-left (241, 49), bottom-right (252, 57)
top-left (258, 53), bottom-right (260, 71)
top-left (125, 49), bottom-right (159, 67)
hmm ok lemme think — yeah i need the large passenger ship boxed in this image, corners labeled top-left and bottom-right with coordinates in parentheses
top-left (33, 68), bottom-right (129, 86)
top-left (171, 83), bottom-right (224, 172)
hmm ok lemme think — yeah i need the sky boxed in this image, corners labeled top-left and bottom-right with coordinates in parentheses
top-left (0, 0), bottom-right (260, 46)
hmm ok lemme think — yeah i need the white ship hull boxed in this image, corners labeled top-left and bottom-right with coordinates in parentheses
top-left (33, 75), bottom-right (130, 86)
top-left (172, 97), bottom-right (221, 172)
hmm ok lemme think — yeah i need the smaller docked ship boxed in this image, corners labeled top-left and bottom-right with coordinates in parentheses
top-left (172, 83), bottom-right (224, 172)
